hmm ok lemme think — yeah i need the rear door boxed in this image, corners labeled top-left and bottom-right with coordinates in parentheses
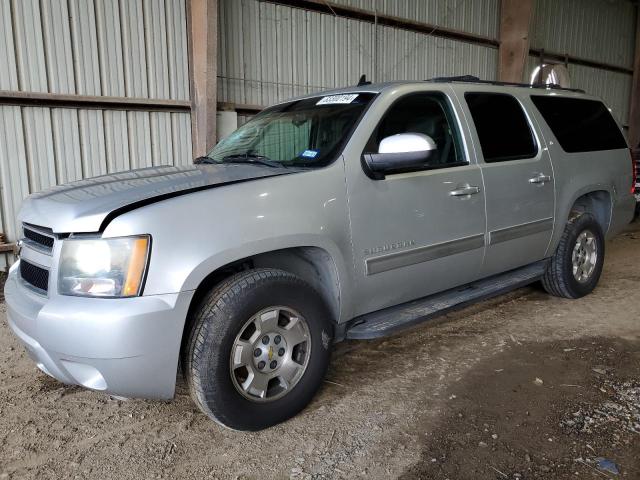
top-left (460, 91), bottom-right (555, 276)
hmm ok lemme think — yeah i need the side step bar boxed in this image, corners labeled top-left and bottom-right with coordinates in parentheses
top-left (345, 261), bottom-right (548, 340)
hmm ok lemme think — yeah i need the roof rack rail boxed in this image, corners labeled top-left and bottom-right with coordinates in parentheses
top-left (426, 75), bottom-right (585, 94)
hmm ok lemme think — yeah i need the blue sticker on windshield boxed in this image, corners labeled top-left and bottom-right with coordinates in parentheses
top-left (301, 150), bottom-right (319, 158)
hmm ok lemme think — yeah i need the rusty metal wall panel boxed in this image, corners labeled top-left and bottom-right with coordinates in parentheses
top-left (218, 0), bottom-right (497, 107)
top-left (531, 0), bottom-right (636, 70)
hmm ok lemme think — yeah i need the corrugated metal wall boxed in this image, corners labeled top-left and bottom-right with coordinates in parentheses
top-left (531, 0), bottom-right (636, 70)
top-left (222, 0), bottom-right (637, 130)
top-left (330, 0), bottom-right (500, 38)
top-left (0, 0), bottom-right (192, 265)
top-left (529, 0), bottom-right (636, 126)
top-left (217, 0), bottom-right (500, 108)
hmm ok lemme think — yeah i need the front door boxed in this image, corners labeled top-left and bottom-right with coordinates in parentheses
top-left (460, 91), bottom-right (555, 277)
top-left (344, 89), bottom-right (487, 316)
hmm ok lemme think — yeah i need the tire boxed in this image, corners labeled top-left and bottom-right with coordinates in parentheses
top-left (542, 212), bottom-right (605, 299)
top-left (184, 268), bottom-right (333, 431)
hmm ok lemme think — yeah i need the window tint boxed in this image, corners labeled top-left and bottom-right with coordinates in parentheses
top-left (465, 93), bottom-right (537, 162)
top-left (530, 96), bottom-right (627, 153)
top-left (364, 93), bottom-right (465, 167)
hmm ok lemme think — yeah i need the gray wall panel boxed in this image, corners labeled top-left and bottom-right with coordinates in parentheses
top-left (331, 0), bottom-right (500, 38)
top-left (51, 109), bottom-right (83, 183)
top-left (22, 107), bottom-right (57, 192)
top-left (218, 0), bottom-right (498, 107)
top-left (531, 0), bottom-right (636, 70)
top-left (69, 0), bottom-right (102, 95)
top-left (0, 0), bottom-right (192, 256)
top-left (0, 107), bottom-right (29, 243)
top-left (12, 0), bottom-right (48, 92)
top-left (0, 1), bottom-right (18, 90)
top-left (41, 0), bottom-right (76, 94)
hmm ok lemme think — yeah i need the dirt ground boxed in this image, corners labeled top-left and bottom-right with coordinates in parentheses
top-left (1, 225), bottom-right (640, 480)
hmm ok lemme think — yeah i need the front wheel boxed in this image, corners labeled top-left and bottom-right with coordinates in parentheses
top-left (542, 213), bottom-right (605, 299)
top-left (184, 268), bottom-right (333, 431)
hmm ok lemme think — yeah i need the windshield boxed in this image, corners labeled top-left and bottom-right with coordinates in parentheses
top-left (206, 93), bottom-right (376, 168)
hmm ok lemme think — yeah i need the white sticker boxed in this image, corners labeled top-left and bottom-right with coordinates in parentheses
top-left (316, 94), bottom-right (359, 105)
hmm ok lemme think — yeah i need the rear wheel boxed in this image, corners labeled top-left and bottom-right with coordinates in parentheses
top-left (542, 213), bottom-right (604, 299)
top-left (185, 268), bottom-right (333, 431)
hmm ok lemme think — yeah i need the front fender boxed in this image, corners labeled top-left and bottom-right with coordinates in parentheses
top-left (101, 163), bottom-right (356, 321)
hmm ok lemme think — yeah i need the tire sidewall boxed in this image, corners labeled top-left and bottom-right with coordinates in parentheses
top-left (190, 271), bottom-right (333, 431)
top-left (562, 215), bottom-right (605, 297)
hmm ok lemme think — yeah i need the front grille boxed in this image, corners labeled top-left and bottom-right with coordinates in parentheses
top-left (20, 260), bottom-right (50, 293)
top-left (23, 223), bottom-right (55, 253)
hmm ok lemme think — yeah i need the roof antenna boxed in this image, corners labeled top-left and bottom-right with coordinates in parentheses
top-left (357, 74), bottom-right (371, 86)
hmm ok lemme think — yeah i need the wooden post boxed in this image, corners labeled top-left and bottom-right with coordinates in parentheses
top-left (629, 10), bottom-right (640, 148)
top-left (498, 0), bottom-right (535, 83)
top-left (187, 0), bottom-right (218, 158)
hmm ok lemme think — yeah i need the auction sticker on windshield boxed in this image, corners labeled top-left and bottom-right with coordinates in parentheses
top-left (316, 94), bottom-right (359, 105)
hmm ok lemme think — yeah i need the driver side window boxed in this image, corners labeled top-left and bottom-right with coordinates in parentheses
top-left (364, 92), bottom-right (466, 167)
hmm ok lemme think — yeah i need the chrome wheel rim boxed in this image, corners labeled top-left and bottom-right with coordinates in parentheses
top-left (572, 230), bottom-right (597, 283)
top-left (229, 306), bottom-right (311, 402)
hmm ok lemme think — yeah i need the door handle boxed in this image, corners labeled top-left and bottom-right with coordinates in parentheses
top-left (529, 173), bottom-right (552, 184)
top-left (449, 185), bottom-right (480, 197)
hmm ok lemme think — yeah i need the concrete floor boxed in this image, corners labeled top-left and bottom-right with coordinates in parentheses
top-left (1, 223), bottom-right (639, 479)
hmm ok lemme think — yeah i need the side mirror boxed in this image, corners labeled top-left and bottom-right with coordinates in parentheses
top-left (362, 133), bottom-right (437, 179)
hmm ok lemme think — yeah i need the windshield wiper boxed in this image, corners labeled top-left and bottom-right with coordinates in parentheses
top-left (222, 154), bottom-right (285, 168)
top-left (194, 156), bottom-right (217, 164)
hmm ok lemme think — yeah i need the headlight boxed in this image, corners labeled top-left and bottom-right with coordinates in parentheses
top-left (58, 236), bottom-right (150, 298)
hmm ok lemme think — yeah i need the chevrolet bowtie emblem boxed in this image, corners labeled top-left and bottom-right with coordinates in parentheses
top-left (268, 346), bottom-right (274, 361)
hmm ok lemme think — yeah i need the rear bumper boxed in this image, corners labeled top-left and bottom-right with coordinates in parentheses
top-left (4, 265), bottom-right (194, 399)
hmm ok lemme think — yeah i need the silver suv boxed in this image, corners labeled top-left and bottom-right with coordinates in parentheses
top-left (5, 78), bottom-right (635, 430)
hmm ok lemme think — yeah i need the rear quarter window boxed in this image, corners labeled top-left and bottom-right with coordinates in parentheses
top-left (465, 92), bottom-right (537, 163)
top-left (530, 96), bottom-right (627, 153)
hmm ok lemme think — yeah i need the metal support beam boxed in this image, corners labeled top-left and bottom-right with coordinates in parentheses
top-left (188, 0), bottom-right (218, 158)
top-left (629, 9), bottom-right (640, 148)
top-left (499, 0), bottom-right (534, 83)
top-left (0, 91), bottom-right (190, 112)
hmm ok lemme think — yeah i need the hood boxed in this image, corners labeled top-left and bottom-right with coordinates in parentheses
top-left (19, 163), bottom-right (293, 233)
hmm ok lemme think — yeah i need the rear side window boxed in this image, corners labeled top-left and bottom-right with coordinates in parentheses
top-left (465, 93), bottom-right (537, 163)
top-left (530, 96), bottom-right (627, 153)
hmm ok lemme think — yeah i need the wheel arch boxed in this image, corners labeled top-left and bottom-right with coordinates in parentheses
top-left (547, 186), bottom-right (612, 257)
top-left (180, 244), bottom-right (348, 362)
top-left (568, 189), bottom-right (612, 233)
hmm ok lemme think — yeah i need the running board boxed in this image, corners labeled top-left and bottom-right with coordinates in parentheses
top-left (345, 261), bottom-right (547, 340)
